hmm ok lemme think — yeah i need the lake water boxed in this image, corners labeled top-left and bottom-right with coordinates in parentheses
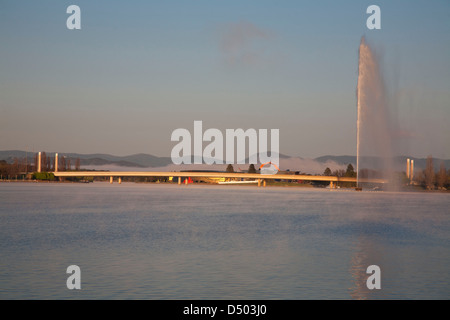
top-left (0, 182), bottom-right (448, 300)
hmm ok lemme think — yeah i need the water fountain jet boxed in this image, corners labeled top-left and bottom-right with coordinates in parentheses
top-left (356, 37), bottom-right (395, 190)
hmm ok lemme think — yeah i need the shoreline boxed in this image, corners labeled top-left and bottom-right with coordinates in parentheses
top-left (1, 179), bottom-right (448, 193)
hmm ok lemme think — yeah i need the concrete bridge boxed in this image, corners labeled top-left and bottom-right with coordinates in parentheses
top-left (53, 171), bottom-right (387, 188)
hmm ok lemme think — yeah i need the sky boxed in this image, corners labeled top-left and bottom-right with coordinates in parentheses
top-left (1, 0), bottom-right (449, 160)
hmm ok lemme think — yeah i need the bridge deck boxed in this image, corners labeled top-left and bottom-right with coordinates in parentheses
top-left (53, 171), bottom-right (386, 184)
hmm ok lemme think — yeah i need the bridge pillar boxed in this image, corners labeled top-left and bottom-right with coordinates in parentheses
top-left (110, 176), bottom-right (113, 184)
top-left (178, 177), bottom-right (181, 185)
top-left (263, 179), bottom-right (266, 187)
top-left (185, 178), bottom-right (188, 185)
top-left (118, 177), bottom-right (122, 184)
top-left (329, 181), bottom-right (334, 189)
top-left (258, 179), bottom-right (261, 187)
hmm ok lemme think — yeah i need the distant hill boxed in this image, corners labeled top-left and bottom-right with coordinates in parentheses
top-left (0, 150), bottom-right (448, 171)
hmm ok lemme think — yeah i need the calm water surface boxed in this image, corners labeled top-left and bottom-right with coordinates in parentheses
top-left (0, 182), bottom-right (448, 299)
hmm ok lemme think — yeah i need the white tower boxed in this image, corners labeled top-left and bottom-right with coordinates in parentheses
top-left (38, 152), bottom-right (42, 173)
top-left (406, 158), bottom-right (410, 179)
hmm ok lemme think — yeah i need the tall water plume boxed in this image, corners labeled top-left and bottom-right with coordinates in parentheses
top-left (356, 37), bottom-right (394, 188)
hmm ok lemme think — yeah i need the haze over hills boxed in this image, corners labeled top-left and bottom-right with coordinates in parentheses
top-left (1, 150), bottom-right (449, 175)
top-left (0, 150), bottom-right (172, 168)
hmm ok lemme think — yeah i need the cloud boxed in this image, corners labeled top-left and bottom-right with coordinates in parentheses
top-left (219, 21), bottom-right (274, 67)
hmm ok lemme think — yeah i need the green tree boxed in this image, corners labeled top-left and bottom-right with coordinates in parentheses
top-left (345, 164), bottom-right (356, 177)
top-left (248, 164), bottom-right (257, 173)
top-left (323, 167), bottom-right (332, 176)
top-left (33, 172), bottom-right (55, 181)
top-left (226, 164), bottom-right (234, 173)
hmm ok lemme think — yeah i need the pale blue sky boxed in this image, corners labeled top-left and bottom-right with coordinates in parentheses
top-left (1, 0), bottom-right (449, 159)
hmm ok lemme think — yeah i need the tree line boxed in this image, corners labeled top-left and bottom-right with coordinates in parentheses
top-left (0, 152), bottom-right (81, 180)
top-left (322, 157), bottom-right (449, 190)
top-left (415, 155), bottom-right (449, 190)
top-left (323, 164), bottom-right (356, 179)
